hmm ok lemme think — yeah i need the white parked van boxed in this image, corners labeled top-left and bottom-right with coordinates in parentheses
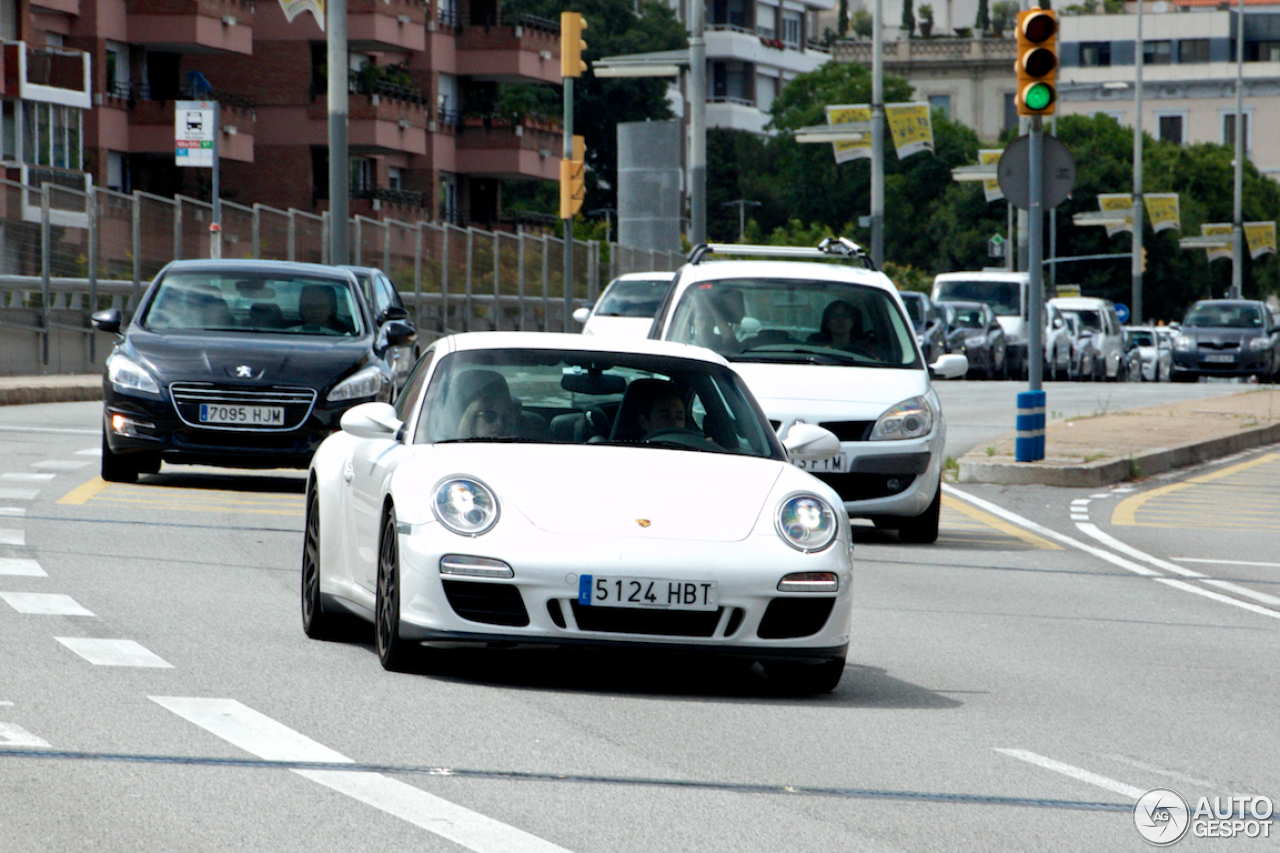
top-left (932, 271), bottom-right (1029, 377)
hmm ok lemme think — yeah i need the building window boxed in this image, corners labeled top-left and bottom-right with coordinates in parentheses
top-left (437, 73), bottom-right (458, 125)
top-left (1246, 40), bottom-right (1280, 61)
top-left (438, 0), bottom-right (458, 29)
top-left (1178, 39), bottom-right (1209, 63)
top-left (755, 2), bottom-right (777, 38)
top-left (2, 102), bottom-right (15, 162)
top-left (1157, 113), bottom-right (1184, 145)
top-left (1222, 111), bottom-right (1251, 156)
top-left (388, 167), bottom-right (403, 191)
top-left (712, 0), bottom-right (751, 29)
top-left (0, 0), bottom-right (17, 42)
top-left (1080, 42), bottom-right (1111, 67)
top-left (712, 61), bottom-right (753, 105)
top-left (1143, 40), bottom-right (1172, 65)
top-left (20, 102), bottom-right (82, 170)
top-left (351, 157), bottom-right (376, 194)
top-left (756, 73), bottom-right (777, 113)
top-left (439, 173), bottom-right (459, 223)
top-left (782, 11), bottom-right (803, 49)
top-left (105, 41), bottom-right (132, 99)
top-left (107, 151), bottom-right (129, 193)
top-left (928, 94), bottom-right (952, 120)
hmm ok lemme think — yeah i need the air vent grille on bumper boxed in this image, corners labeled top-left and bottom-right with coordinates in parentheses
top-left (569, 602), bottom-right (723, 637)
top-left (443, 580), bottom-right (530, 627)
top-left (757, 598), bottom-right (836, 639)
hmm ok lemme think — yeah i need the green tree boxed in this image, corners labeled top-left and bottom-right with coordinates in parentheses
top-left (902, 0), bottom-right (916, 37)
top-left (852, 8), bottom-right (873, 38)
top-left (838, 0), bottom-right (849, 36)
top-left (975, 0), bottom-right (990, 32)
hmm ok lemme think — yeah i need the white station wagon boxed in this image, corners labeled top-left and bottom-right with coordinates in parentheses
top-left (649, 240), bottom-right (967, 543)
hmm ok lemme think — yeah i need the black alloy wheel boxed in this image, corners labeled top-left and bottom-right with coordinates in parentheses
top-left (301, 482), bottom-right (342, 639)
top-left (100, 430), bottom-right (139, 484)
top-left (375, 506), bottom-right (416, 671)
top-left (897, 478), bottom-right (942, 544)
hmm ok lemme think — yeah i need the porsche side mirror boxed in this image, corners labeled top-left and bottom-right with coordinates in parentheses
top-left (781, 422), bottom-right (841, 463)
top-left (340, 402), bottom-right (402, 440)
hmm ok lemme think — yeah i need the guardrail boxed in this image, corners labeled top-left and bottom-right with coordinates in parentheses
top-left (0, 178), bottom-right (686, 376)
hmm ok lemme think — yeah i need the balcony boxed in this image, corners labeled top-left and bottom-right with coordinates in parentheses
top-left (347, 75), bottom-right (430, 155)
top-left (455, 114), bottom-right (560, 181)
top-left (1, 43), bottom-right (92, 108)
top-left (349, 186), bottom-right (431, 219)
top-left (126, 90), bottom-right (256, 162)
top-left (349, 0), bottom-right (429, 52)
top-left (456, 13), bottom-right (561, 85)
top-left (128, 0), bottom-right (255, 55)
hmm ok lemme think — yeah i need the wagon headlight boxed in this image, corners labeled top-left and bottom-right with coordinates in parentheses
top-left (106, 353), bottom-right (160, 395)
top-left (328, 364), bottom-right (387, 402)
top-left (1248, 336), bottom-right (1271, 351)
top-left (433, 477), bottom-right (499, 536)
top-left (1175, 335), bottom-right (1195, 352)
top-left (870, 395), bottom-right (934, 441)
top-left (776, 495), bottom-right (838, 553)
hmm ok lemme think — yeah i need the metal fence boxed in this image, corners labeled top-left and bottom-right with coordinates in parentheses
top-left (0, 179), bottom-right (686, 375)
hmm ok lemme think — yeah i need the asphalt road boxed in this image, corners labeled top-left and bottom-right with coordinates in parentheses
top-left (2, 398), bottom-right (1277, 852)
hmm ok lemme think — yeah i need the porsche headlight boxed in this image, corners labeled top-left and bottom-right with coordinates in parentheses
top-left (776, 495), bottom-right (838, 553)
top-left (106, 353), bottom-right (160, 395)
top-left (328, 364), bottom-right (386, 402)
top-left (870, 395), bottom-right (934, 441)
top-left (432, 478), bottom-right (499, 536)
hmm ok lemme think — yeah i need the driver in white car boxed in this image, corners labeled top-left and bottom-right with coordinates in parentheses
top-left (637, 382), bottom-right (687, 438)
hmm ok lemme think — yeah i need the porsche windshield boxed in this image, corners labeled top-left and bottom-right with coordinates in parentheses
top-left (141, 271), bottom-right (364, 336)
top-left (665, 278), bottom-right (920, 369)
top-left (418, 349), bottom-right (782, 458)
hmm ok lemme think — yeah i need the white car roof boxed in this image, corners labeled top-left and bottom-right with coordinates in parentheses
top-left (676, 259), bottom-right (896, 291)
top-left (609, 271), bottom-right (676, 282)
top-left (934, 271), bottom-right (1029, 282)
top-left (1048, 296), bottom-right (1112, 309)
top-left (440, 331), bottom-right (730, 365)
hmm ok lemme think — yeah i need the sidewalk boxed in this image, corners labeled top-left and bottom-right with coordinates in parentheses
top-left (957, 386), bottom-right (1280, 487)
top-left (4, 374), bottom-right (1280, 488)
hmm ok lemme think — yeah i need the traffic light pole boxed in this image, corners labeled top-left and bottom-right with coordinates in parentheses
top-left (1027, 116), bottom-right (1044, 393)
top-left (563, 76), bottom-right (574, 330)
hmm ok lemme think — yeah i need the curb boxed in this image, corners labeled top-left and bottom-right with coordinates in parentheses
top-left (958, 421), bottom-right (1280, 487)
top-left (0, 378), bottom-right (102, 407)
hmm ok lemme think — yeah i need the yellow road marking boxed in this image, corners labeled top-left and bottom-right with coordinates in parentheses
top-left (942, 495), bottom-right (1061, 549)
top-left (57, 477), bottom-right (112, 506)
top-left (1113, 453), bottom-right (1280, 527)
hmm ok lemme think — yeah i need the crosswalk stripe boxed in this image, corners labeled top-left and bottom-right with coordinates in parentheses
top-left (152, 697), bottom-right (577, 853)
top-left (55, 638), bottom-right (172, 668)
top-left (0, 559), bottom-right (46, 577)
top-left (0, 593), bottom-right (95, 616)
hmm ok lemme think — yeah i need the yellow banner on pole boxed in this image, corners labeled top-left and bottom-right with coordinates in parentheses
top-left (980, 150), bottom-right (1003, 203)
top-left (279, 0), bottom-right (325, 30)
top-left (885, 103), bottom-right (934, 159)
top-left (1201, 223), bottom-right (1233, 262)
top-left (825, 104), bottom-right (871, 164)
top-left (1098, 193), bottom-right (1133, 238)
top-left (1143, 193), bottom-right (1180, 233)
top-left (1245, 221), bottom-right (1276, 259)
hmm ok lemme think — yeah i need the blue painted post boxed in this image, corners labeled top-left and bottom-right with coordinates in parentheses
top-left (1016, 390), bottom-right (1046, 462)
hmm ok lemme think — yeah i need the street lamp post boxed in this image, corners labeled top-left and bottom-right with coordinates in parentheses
top-left (1132, 0), bottom-right (1144, 324)
top-left (871, 0), bottom-right (884, 268)
top-left (1231, 0), bottom-right (1245, 298)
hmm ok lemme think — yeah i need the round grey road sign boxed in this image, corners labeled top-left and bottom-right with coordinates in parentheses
top-left (997, 135), bottom-right (1077, 211)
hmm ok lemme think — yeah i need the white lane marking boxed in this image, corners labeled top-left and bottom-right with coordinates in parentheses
top-left (0, 529), bottom-right (24, 546)
top-left (1102, 755), bottom-right (1219, 789)
top-left (0, 559), bottom-right (46, 577)
top-left (0, 508), bottom-right (25, 517)
top-left (152, 697), bottom-right (577, 853)
top-left (55, 638), bottom-right (173, 668)
top-left (32, 460), bottom-right (92, 471)
top-left (1200, 579), bottom-right (1280, 607)
top-left (0, 489), bottom-right (39, 501)
top-left (1089, 493), bottom-right (1113, 499)
top-left (75, 447), bottom-right (102, 457)
top-left (1, 473), bottom-right (55, 482)
top-left (1174, 557), bottom-right (1280, 569)
top-left (1070, 514), bottom-right (1089, 522)
top-left (994, 749), bottom-right (1146, 799)
top-left (1071, 499), bottom-right (1092, 506)
top-left (0, 722), bottom-right (50, 748)
top-left (0, 426), bottom-right (99, 436)
top-left (946, 486), bottom-right (1280, 618)
top-left (0, 592), bottom-right (94, 616)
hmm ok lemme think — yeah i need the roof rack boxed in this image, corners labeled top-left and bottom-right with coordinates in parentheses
top-left (686, 237), bottom-right (877, 270)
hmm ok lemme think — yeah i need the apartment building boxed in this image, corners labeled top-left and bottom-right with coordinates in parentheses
top-left (11, 0), bottom-right (562, 230)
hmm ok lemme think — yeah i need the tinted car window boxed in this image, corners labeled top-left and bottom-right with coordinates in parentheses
top-left (934, 279), bottom-right (1020, 316)
top-left (1184, 303), bottom-right (1263, 328)
top-left (596, 279), bottom-right (670, 317)
top-left (142, 271), bottom-right (362, 336)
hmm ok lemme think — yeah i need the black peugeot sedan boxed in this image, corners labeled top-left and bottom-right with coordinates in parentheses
top-left (1171, 299), bottom-right (1280, 382)
top-left (92, 259), bottom-right (416, 482)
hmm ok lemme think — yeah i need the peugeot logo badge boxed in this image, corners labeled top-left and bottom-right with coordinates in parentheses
top-left (236, 365), bottom-right (253, 378)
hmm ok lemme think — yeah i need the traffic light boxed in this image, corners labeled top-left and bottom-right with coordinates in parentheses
top-left (1015, 8), bottom-right (1057, 117)
top-left (561, 12), bottom-right (588, 78)
top-left (559, 135), bottom-right (585, 219)
top-left (1141, 246), bottom-right (1148, 273)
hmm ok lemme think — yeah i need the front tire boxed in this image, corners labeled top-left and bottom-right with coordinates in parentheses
top-left (302, 482), bottom-right (345, 640)
top-left (101, 431), bottom-right (139, 484)
top-left (375, 506), bottom-right (416, 672)
top-left (897, 479), bottom-right (942, 544)
top-left (764, 657), bottom-right (846, 694)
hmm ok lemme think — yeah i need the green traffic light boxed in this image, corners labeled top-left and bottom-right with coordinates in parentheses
top-left (1024, 82), bottom-right (1054, 112)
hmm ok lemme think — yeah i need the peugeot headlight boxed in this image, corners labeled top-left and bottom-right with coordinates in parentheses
top-left (106, 353), bottom-right (160, 395)
top-left (1248, 336), bottom-right (1271, 352)
top-left (432, 478), bottom-right (499, 536)
top-left (776, 495), bottom-right (838, 553)
top-left (1175, 335), bottom-right (1195, 352)
top-left (870, 395), bottom-right (934, 441)
top-left (328, 364), bottom-right (387, 402)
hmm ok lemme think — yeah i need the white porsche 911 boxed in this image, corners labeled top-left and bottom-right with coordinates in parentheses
top-left (302, 332), bottom-right (854, 692)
